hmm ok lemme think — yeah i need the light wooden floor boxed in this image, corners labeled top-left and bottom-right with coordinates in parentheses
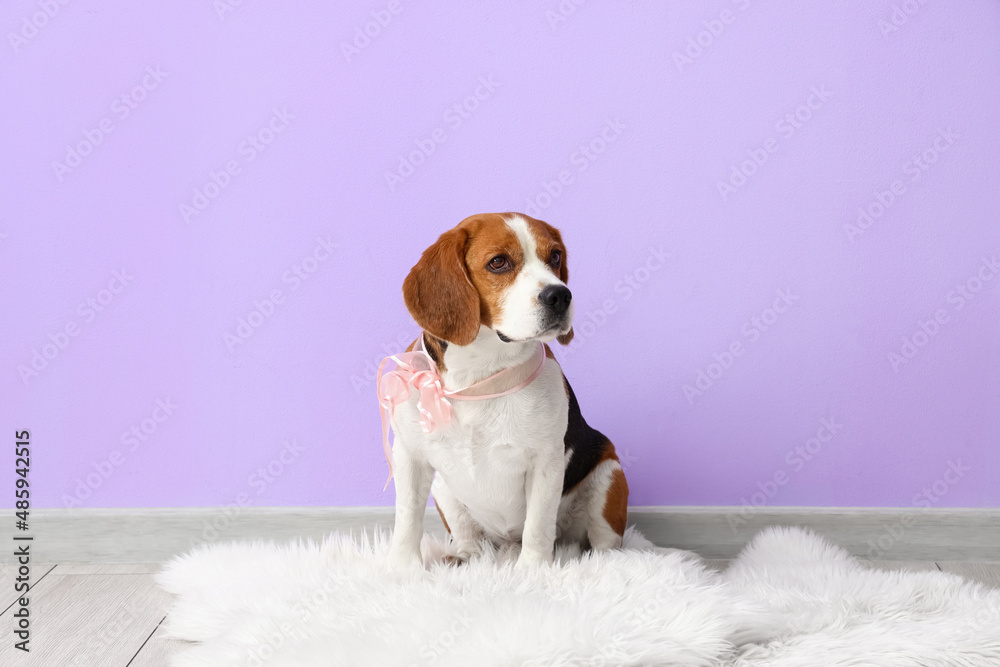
top-left (1, 560), bottom-right (997, 666)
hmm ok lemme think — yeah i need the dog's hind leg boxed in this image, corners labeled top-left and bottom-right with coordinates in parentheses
top-left (585, 454), bottom-right (628, 551)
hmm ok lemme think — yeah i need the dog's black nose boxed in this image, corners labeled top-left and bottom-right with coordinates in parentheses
top-left (539, 285), bottom-right (572, 315)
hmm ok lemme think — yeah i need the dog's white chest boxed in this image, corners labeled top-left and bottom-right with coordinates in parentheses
top-left (430, 406), bottom-right (535, 536)
top-left (392, 360), bottom-right (566, 538)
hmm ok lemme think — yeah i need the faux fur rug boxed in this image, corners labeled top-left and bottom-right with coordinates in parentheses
top-left (157, 526), bottom-right (1000, 666)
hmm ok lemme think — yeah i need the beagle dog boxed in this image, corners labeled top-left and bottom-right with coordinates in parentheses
top-left (386, 212), bottom-right (628, 570)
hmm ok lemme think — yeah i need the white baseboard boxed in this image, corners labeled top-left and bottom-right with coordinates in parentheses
top-left (5, 506), bottom-right (997, 564)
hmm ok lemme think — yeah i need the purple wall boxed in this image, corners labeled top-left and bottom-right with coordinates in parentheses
top-left (4, 1), bottom-right (998, 510)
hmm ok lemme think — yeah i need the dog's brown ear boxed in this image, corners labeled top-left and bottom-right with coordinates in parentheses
top-left (543, 222), bottom-right (574, 345)
top-left (403, 227), bottom-right (481, 346)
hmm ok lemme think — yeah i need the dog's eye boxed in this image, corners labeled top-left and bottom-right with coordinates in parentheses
top-left (487, 255), bottom-right (511, 273)
top-left (549, 250), bottom-right (562, 269)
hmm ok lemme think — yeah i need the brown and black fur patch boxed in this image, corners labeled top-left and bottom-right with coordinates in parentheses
top-left (406, 334), bottom-right (450, 371)
top-left (423, 335), bottom-right (449, 370)
top-left (561, 375), bottom-right (618, 494)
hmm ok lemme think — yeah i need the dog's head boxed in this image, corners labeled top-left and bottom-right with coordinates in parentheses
top-left (403, 213), bottom-right (574, 347)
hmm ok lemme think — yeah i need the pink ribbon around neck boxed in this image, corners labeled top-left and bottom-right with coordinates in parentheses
top-left (376, 335), bottom-right (547, 489)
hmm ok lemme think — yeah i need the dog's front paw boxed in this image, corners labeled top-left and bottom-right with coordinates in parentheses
top-left (514, 548), bottom-right (553, 570)
top-left (387, 548), bottom-right (425, 574)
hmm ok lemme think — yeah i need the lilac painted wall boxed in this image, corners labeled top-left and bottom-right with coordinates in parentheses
top-left (4, 1), bottom-right (998, 510)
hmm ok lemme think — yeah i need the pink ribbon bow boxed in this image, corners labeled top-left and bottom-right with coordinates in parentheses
top-left (376, 349), bottom-right (450, 490)
top-left (376, 336), bottom-right (546, 490)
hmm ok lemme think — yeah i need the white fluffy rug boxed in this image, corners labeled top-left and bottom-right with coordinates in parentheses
top-left (158, 526), bottom-right (1000, 666)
